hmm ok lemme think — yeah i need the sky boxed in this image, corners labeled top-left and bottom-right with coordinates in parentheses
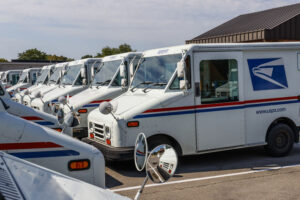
top-left (0, 0), bottom-right (299, 60)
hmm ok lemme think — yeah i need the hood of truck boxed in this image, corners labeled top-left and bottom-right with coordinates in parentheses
top-left (30, 84), bottom-right (58, 98)
top-left (68, 86), bottom-right (122, 110)
top-left (42, 85), bottom-right (86, 103)
top-left (6, 83), bottom-right (27, 92)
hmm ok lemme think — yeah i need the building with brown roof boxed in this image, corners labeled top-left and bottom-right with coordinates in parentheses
top-left (186, 3), bottom-right (300, 44)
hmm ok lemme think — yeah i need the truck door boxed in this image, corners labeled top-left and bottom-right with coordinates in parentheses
top-left (194, 52), bottom-right (245, 151)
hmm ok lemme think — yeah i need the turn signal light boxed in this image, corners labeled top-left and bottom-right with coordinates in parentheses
top-left (90, 133), bottom-right (94, 139)
top-left (127, 121), bottom-right (139, 127)
top-left (53, 128), bottom-right (62, 132)
top-left (106, 139), bottom-right (111, 145)
top-left (68, 159), bottom-right (90, 171)
top-left (78, 109), bottom-right (87, 113)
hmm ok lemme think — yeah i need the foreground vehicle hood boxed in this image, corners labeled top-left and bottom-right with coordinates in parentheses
top-left (68, 86), bottom-right (121, 111)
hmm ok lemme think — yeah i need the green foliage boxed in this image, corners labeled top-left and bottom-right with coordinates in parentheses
top-left (18, 48), bottom-right (47, 60)
top-left (47, 54), bottom-right (74, 61)
top-left (81, 54), bottom-right (93, 59)
top-left (18, 48), bottom-right (73, 61)
top-left (0, 58), bottom-right (8, 62)
top-left (95, 43), bottom-right (134, 58)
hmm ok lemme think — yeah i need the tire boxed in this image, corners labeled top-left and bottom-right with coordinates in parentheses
top-left (265, 123), bottom-right (294, 157)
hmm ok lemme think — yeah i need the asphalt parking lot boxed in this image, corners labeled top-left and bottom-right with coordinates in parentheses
top-left (106, 143), bottom-right (300, 200)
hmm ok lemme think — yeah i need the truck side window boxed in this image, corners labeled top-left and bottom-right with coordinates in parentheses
top-left (169, 56), bottom-right (191, 90)
top-left (200, 59), bottom-right (238, 104)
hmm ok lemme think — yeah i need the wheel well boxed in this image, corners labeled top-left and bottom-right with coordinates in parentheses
top-left (266, 117), bottom-right (299, 143)
top-left (147, 134), bottom-right (183, 156)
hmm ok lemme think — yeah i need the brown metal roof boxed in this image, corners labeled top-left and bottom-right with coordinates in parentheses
top-left (188, 3), bottom-right (300, 42)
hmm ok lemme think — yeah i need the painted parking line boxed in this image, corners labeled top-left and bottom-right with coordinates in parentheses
top-left (110, 163), bottom-right (300, 192)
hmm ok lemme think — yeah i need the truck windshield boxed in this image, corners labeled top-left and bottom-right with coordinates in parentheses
top-left (18, 71), bottom-right (28, 83)
top-left (49, 67), bottom-right (62, 84)
top-left (92, 60), bottom-right (122, 86)
top-left (61, 65), bottom-right (82, 85)
top-left (36, 69), bottom-right (49, 84)
top-left (131, 54), bottom-right (182, 89)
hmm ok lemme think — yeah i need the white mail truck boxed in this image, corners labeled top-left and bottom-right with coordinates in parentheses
top-left (30, 58), bottom-right (101, 113)
top-left (58, 52), bottom-right (141, 138)
top-left (0, 152), bottom-right (128, 200)
top-left (22, 62), bottom-right (66, 107)
top-left (14, 65), bottom-right (55, 104)
top-left (1, 70), bottom-right (22, 88)
top-left (7, 68), bottom-right (41, 96)
top-left (84, 43), bottom-right (300, 160)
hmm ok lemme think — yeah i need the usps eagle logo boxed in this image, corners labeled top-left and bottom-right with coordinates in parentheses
top-left (247, 58), bottom-right (288, 91)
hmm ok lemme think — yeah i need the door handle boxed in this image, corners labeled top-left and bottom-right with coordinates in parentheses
top-left (195, 82), bottom-right (200, 97)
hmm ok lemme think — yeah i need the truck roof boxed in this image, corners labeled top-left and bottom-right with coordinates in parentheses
top-left (143, 42), bottom-right (300, 57)
top-left (67, 58), bottom-right (102, 66)
top-left (102, 52), bottom-right (142, 62)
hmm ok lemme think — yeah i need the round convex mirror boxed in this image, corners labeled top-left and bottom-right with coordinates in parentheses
top-left (134, 133), bottom-right (148, 171)
top-left (146, 144), bottom-right (178, 183)
top-left (57, 108), bottom-right (64, 125)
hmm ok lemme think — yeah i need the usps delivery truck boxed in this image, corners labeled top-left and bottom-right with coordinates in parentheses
top-left (0, 82), bottom-right (62, 131)
top-left (1, 70), bottom-right (22, 89)
top-left (7, 68), bottom-right (41, 96)
top-left (84, 43), bottom-right (300, 160)
top-left (0, 152), bottom-right (128, 200)
top-left (14, 65), bottom-right (55, 104)
top-left (0, 98), bottom-right (105, 188)
top-left (22, 63), bottom-right (66, 107)
top-left (30, 58), bottom-right (101, 113)
top-left (59, 52), bottom-right (141, 138)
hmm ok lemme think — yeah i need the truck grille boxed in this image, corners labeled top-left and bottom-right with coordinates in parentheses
top-left (93, 123), bottom-right (105, 140)
top-left (162, 162), bottom-right (169, 170)
top-left (0, 158), bottom-right (23, 200)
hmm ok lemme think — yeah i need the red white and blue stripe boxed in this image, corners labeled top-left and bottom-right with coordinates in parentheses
top-left (0, 142), bottom-right (80, 159)
top-left (21, 116), bottom-right (55, 126)
top-left (83, 100), bottom-right (111, 108)
top-left (134, 96), bottom-right (300, 119)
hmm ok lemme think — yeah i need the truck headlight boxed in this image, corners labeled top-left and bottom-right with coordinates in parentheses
top-left (105, 126), bottom-right (111, 139)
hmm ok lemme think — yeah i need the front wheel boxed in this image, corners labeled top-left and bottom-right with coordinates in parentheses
top-left (265, 123), bottom-right (294, 157)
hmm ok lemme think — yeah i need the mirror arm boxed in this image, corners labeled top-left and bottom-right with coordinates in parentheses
top-left (134, 176), bottom-right (149, 200)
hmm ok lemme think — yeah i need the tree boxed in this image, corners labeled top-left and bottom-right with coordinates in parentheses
top-left (95, 43), bottom-right (134, 57)
top-left (47, 54), bottom-right (73, 61)
top-left (0, 58), bottom-right (8, 62)
top-left (18, 48), bottom-right (47, 60)
top-left (81, 54), bottom-right (93, 59)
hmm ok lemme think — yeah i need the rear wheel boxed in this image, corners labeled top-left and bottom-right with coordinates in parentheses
top-left (266, 123), bottom-right (294, 157)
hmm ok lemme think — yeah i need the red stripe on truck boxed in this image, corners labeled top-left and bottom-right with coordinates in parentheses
top-left (0, 142), bottom-right (62, 150)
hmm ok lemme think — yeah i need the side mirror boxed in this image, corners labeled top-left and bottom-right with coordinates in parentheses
top-left (58, 96), bottom-right (67, 105)
top-left (80, 67), bottom-right (86, 78)
top-left (98, 101), bottom-right (113, 115)
top-left (120, 64), bottom-right (126, 78)
top-left (134, 141), bottom-right (178, 200)
top-left (180, 80), bottom-right (188, 90)
top-left (177, 60), bottom-right (185, 78)
top-left (82, 78), bottom-right (87, 85)
top-left (57, 108), bottom-right (64, 125)
top-left (64, 112), bottom-right (79, 127)
top-left (134, 133), bottom-right (148, 171)
top-left (24, 89), bottom-right (29, 95)
top-left (35, 91), bottom-right (43, 99)
top-left (129, 62), bottom-right (135, 78)
top-left (121, 78), bottom-right (127, 87)
top-left (146, 144), bottom-right (178, 183)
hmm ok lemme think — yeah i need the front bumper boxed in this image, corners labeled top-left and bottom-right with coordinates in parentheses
top-left (73, 127), bottom-right (88, 139)
top-left (82, 138), bottom-right (134, 161)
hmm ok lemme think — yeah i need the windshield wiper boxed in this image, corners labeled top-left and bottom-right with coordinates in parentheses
top-left (96, 79), bottom-right (111, 86)
top-left (130, 81), bottom-right (153, 92)
top-left (142, 82), bottom-right (167, 93)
